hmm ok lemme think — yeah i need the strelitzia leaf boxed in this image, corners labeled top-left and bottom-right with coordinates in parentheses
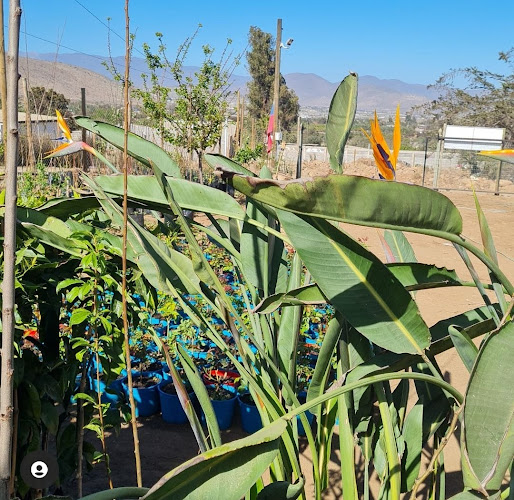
top-left (142, 419), bottom-right (287, 500)
top-left (278, 210), bottom-right (431, 355)
top-left (220, 172), bottom-right (463, 236)
top-left (463, 321), bottom-right (514, 491)
top-left (448, 325), bottom-right (478, 373)
top-left (75, 116), bottom-right (182, 177)
top-left (326, 73), bottom-right (358, 173)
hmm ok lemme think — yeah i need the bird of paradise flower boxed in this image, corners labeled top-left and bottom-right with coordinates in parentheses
top-left (45, 110), bottom-right (118, 173)
top-left (478, 149), bottom-right (514, 165)
top-left (362, 104), bottom-right (401, 181)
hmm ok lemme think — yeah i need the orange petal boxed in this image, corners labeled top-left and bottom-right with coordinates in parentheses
top-left (371, 111), bottom-right (391, 159)
top-left (392, 104), bottom-right (401, 168)
top-left (478, 149), bottom-right (514, 165)
top-left (55, 110), bottom-right (72, 142)
top-left (45, 141), bottom-right (88, 159)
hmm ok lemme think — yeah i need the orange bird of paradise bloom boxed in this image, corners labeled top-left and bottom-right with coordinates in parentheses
top-left (362, 104), bottom-right (401, 181)
top-left (45, 110), bottom-right (118, 172)
top-left (478, 149), bottom-right (514, 165)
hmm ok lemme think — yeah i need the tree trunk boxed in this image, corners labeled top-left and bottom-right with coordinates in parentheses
top-left (197, 151), bottom-right (204, 185)
top-left (0, 2), bottom-right (21, 498)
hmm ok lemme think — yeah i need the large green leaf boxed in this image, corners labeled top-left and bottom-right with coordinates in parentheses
top-left (204, 153), bottom-right (256, 177)
top-left (221, 172), bottom-right (463, 235)
top-left (84, 176), bottom-right (201, 295)
top-left (256, 477), bottom-right (304, 499)
top-left (463, 321), bottom-right (514, 491)
top-left (326, 73), bottom-right (358, 173)
top-left (278, 211), bottom-right (431, 355)
top-left (96, 174), bottom-right (246, 220)
top-left (401, 401), bottom-right (423, 492)
top-left (142, 419), bottom-right (287, 500)
top-left (75, 116), bottom-right (182, 177)
top-left (448, 325), bottom-right (478, 373)
top-left (384, 230), bottom-right (417, 263)
top-left (35, 196), bottom-right (100, 218)
top-left (255, 263), bottom-right (468, 313)
top-left (240, 167), bottom-right (273, 292)
top-left (81, 487), bottom-right (149, 500)
top-left (276, 253), bottom-right (303, 398)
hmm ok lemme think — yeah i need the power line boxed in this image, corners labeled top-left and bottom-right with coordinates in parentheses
top-left (71, 0), bottom-right (145, 57)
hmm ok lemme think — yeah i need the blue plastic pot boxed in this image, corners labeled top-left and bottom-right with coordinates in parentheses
top-left (203, 384), bottom-right (237, 431)
top-left (297, 392), bottom-right (314, 436)
top-left (238, 393), bottom-right (262, 434)
top-left (158, 381), bottom-right (194, 424)
top-left (121, 371), bottom-right (162, 417)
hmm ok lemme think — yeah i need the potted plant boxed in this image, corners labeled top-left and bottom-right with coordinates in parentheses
top-left (121, 371), bottom-right (163, 418)
top-left (203, 373), bottom-right (237, 431)
top-left (237, 389), bottom-right (262, 434)
top-left (158, 376), bottom-right (194, 424)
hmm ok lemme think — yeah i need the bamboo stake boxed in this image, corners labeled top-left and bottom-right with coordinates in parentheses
top-left (0, 2), bottom-right (7, 149)
top-left (121, 0), bottom-right (143, 487)
top-left (0, 2), bottom-right (21, 498)
top-left (21, 77), bottom-right (34, 170)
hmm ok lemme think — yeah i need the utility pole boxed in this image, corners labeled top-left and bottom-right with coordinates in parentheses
top-left (296, 116), bottom-right (303, 179)
top-left (272, 18), bottom-right (282, 161)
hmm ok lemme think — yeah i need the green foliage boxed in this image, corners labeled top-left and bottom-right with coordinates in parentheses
top-left (233, 142), bottom-right (264, 165)
top-left (28, 86), bottom-right (70, 119)
top-left (246, 26), bottom-right (299, 135)
top-left (18, 162), bottom-right (69, 207)
top-left (132, 28), bottom-right (240, 183)
top-left (422, 47), bottom-right (514, 142)
top-left (6, 74), bottom-right (514, 499)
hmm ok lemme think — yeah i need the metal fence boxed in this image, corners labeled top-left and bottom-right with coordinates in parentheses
top-left (277, 143), bottom-right (514, 195)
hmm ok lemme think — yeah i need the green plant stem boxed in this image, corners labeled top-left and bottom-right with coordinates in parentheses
top-left (374, 382), bottom-right (401, 500)
top-left (81, 486), bottom-right (149, 500)
top-left (411, 405), bottom-right (462, 499)
top-left (286, 373), bottom-right (463, 419)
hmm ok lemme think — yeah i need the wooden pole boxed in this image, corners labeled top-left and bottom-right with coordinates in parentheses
top-left (0, 2), bottom-right (21, 498)
top-left (272, 18), bottom-right (282, 162)
top-left (21, 77), bottom-right (34, 170)
top-left (0, 2), bottom-right (7, 151)
top-left (122, 0), bottom-right (143, 488)
top-left (250, 118), bottom-right (255, 150)
top-left (235, 90), bottom-right (240, 149)
top-left (81, 87), bottom-right (88, 171)
top-left (296, 116), bottom-right (303, 179)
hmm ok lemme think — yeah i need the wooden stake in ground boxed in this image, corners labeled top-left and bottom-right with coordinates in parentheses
top-left (21, 77), bottom-right (35, 170)
top-left (0, 2), bottom-right (7, 149)
top-left (0, 1), bottom-right (22, 498)
top-left (121, 0), bottom-right (143, 487)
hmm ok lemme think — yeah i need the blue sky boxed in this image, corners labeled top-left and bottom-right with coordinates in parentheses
top-left (12, 0), bottom-right (514, 85)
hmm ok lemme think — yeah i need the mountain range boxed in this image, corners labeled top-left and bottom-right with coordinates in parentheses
top-left (22, 52), bottom-right (439, 114)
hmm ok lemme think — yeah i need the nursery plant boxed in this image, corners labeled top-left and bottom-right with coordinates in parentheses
top-left (2, 71), bottom-right (513, 500)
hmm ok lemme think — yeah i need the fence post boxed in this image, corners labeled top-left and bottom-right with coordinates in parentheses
top-left (296, 117), bottom-right (303, 179)
top-left (494, 160), bottom-right (503, 196)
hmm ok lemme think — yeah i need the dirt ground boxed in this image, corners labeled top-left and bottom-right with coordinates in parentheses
top-left (79, 182), bottom-right (514, 499)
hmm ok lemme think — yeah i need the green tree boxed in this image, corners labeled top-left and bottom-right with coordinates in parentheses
top-left (28, 86), bottom-right (69, 117)
top-left (246, 26), bottom-right (299, 137)
top-left (133, 28), bottom-right (239, 184)
top-left (421, 47), bottom-right (514, 143)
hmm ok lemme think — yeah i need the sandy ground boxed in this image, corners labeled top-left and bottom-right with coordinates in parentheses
top-left (78, 184), bottom-right (514, 499)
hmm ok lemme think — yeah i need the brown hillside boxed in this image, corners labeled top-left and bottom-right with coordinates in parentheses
top-left (19, 57), bottom-right (122, 106)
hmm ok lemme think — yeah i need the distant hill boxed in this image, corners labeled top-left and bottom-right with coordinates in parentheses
top-left (22, 53), bottom-right (438, 113)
